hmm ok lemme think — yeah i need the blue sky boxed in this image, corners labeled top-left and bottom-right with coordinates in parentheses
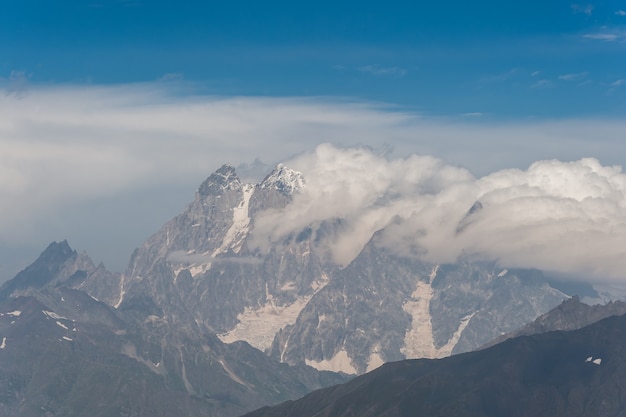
top-left (1, 1), bottom-right (626, 280)
top-left (3, 0), bottom-right (626, 117)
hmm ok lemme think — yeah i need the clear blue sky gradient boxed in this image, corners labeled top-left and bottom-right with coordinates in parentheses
top-left (3, 0), bottom-right (626, 117)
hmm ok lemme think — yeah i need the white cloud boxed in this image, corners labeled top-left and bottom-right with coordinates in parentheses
top-left (610, 79), bottom-right (624, 87)
top-left (558, 72), bottom-right (588, 81)
top-left (252, 145), bottom-right (626, 281)
top-left (583, 32), bottom-right (620, 41)
top-left (1, 83), bottom-right (626, 278)
top-left (615, 10), bottom-right (626, 16)
top-left (158, 72), bottom-right (184, 82)
top-left (358, 65), bottom-right (407, 77)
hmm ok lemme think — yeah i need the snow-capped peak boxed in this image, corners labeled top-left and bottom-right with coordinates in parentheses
top-left (260, 164), bottom-right (305, 195)
top-left (198, 164), bottom-right (242, 195)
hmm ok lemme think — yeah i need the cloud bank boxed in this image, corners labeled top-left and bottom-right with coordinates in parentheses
top-left (1, 82), bottom-right (626, 278)
top-left (252, 145), bottom-right (626, 281)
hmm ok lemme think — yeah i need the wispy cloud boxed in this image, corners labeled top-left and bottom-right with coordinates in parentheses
top-left (358, 65), bottom-right (407, 77)
top-left (158, 73), bottom-right (184, 82)
top-left (583, 27), bottom-right (626, 42)
top-left (571, 3), bottom-right (594, 15)
top-left (606, 79), bottom-right (625, 95)
top-left (251, 144), bottom-right (626, 280)
top-left (558, 71), bottom-right (588, 81)
top-left (531, 79), bottom-right (552, 89)
top-left (3, 71), bottom-right (29, 97)
top-left (584, 32), bottom-right (619, 41)
top-left (616, 10), bottom-right (626, 16)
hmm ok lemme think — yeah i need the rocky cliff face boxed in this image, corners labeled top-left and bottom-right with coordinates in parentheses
top-left (78, 164), bottom-right (568, 375)
top-left (0, 242), bottom-right (347, 417)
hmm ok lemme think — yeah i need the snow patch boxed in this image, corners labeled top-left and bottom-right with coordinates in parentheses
top-left (189, 263), bottom-right (211, 277)
top-left (306, 349), bottom-right (357, 375)
top-left (56, 321), bottom-right (69, 330)
top-left (497, 269), bottom-right (508, 277)
top-left (7, 311), bottom-right (21, 317)
top-left (219, 294), bottom-right (310, 351)
top-left (366, 350), bottom-right (385, 372)
top-left (219, 274), bottom-right (329, 351)
top-left (402, 265), bottom-right (474, 359)
top-left (43, 310), bottom-right (67, 320)
top-left (585, 356), bottom-right (602, 365)
top-left (218, 359), bottom-right (249, 387)
top-left (114, 275), bottom-right (126, 309)
top-left (261, 164), bottom-right (305, 195)
top-left (214, 183), bottom-right (254, 256)
top-left (0, 338), bottom-right (6, 349)
top-left (62, 336), bottom-right (73, 341)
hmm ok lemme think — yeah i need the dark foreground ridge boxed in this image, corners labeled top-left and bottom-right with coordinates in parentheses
top-left (244, 312), bottom-right (626, 417)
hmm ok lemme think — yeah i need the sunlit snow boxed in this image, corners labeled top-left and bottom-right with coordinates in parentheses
top-left (586, 356), bottom-right (603, 365)
top-left (261, 164), bottom-right (305, 194)
top-left (402, 265), bottom-right (475, 359)
top-left (214, 183), bottom-right (255, 256)
top-left (366, 350), bottom-right (385, 372)
top-left (43, 310), bottom-right (67, 320)
top-left (219, 274), bottom-right (329, 351)
top-left (305, 349), bottom-right (357, 375)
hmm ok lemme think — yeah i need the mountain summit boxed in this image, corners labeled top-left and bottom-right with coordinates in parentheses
top-left (198, 164), bottom-right (242, 195)
top-left (260, 164), bottom-right (305, 195)
top-left (87, 163), bottom-right (568, 375)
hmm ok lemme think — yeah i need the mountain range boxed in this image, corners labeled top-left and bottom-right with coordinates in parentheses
top-left (89, 163), bottom-right (569, 374)
top-left (0, 162), bottom-right (617, 416)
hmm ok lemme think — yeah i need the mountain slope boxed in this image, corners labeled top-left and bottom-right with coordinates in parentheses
top-left (80, 164), bottom-right (568, 375)
top-left (0, 243), bottom-right (347, 417)
top-left (244, 312), bottom-right (626, 417)
top-left (482, 295), bottom-right (626, 348)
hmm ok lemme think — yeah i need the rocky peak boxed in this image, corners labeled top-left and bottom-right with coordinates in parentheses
top-left (456, 200), bottom-right (483, 234)
top-left (198, 164), bottom-right (242, 196)
top-left (481, 295), bottom-right (626, 349)
top-left (39, 240), bottom-right (76, 262)
top-left (260, 164), bottom-right (305, 196)
top-left (0, 240), bottom-right (78, 300)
